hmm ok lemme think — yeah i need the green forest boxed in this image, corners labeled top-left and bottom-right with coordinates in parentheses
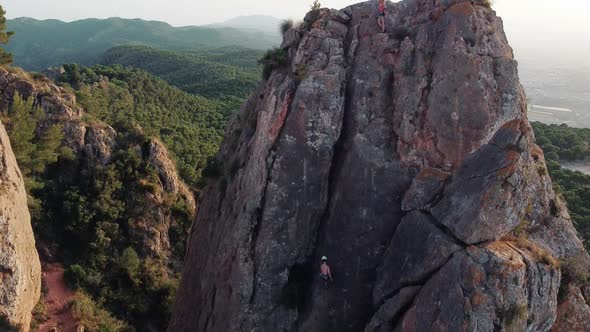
top-left (1, 70), bottom-right (213, 330)
top-left (1, 69), bottom-right (208, 329)
top-left (100, 45), bottom-right (262, 99)
top-left (532, 122), bottom-right (590, 248)
top-left (58, 63), bottom-right (228, 188)
top-left (5, 17), bottom-right (279, 70)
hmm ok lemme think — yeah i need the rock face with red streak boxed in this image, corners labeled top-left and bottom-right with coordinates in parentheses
top-left (169, 0), bottom-right (590, 331)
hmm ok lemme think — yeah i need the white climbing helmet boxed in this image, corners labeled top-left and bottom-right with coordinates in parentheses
top-left (321, 256), bottom-right (328, 261)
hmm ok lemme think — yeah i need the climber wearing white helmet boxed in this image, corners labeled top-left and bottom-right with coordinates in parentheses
top-left (320, 256), bottom-right (333, 288)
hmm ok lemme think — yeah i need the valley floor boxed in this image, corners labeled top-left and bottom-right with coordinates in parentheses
top-left (38, 263), bottom-right (78, 332)
top-left (561, 161), bottom-right (590, 175)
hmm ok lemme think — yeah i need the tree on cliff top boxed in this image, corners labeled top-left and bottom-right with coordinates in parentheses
top-left (0, 5), bottom-right (14, 65)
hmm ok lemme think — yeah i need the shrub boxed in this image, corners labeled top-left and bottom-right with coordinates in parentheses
top-left (31, 297), bottom-right (49, 329)
top-left (118, 247), bottom-right (140, 280)
top-left (71, 291), bottom-right (128, 332)
top-left (310, 0), bottom-right (321, 11)
top-left (138, 178), bottom-right (159, 194)
top-left (258, 47), bottom-right (288, 80)
top-left (303, 1), bottom-right (322, 31)
top-left (280, 19), bottom-right (294, 35)
top-left (65, 264), bottom-right (88, 289)
top-left (515, 237), bottom-right (559, 268)
top-left (512, 219), bottom-right (529, 238)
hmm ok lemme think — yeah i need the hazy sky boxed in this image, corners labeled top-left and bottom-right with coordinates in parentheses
top-left (4, 0), bottom-right (590, 64)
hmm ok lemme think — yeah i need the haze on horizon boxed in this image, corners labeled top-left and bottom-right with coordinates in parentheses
top-left (4, 0), bottom-right (590, 65)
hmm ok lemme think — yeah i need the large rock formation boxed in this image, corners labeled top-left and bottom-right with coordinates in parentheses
top-left (170, 0), bottom-right (590, 331)
top-left (0, 67), bottom-right (116, 165)
top-left (0, 121), bottom-right (41, 330)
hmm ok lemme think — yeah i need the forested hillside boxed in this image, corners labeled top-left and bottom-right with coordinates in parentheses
top-left (6, 17), bottom-right (280, 70)
top-left (0, 63), bottom-right (226, 330)
top-left (100, 45), bottom-right (261, 99)
top-left (57, 64), bottom-right (228, 187)
top-left (532, 122), bottom-right (590, 247)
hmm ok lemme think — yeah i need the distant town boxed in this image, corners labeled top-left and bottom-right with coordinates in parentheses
top-left (521, 61), bottom-right (590, 127)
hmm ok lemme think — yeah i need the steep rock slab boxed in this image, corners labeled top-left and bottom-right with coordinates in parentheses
top-left (373, 211), bottom-right (461, 307)
top-left (364, 286), bottom-right (421, 332)
top-left (170, 0), bottom-right (590, 331)
top-left (0, 121), bottom-right (41, 331)
top-left (398, 242), bottom-right (560, 331)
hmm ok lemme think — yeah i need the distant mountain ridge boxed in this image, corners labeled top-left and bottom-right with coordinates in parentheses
top-left (6, 17), bottom-right (281, 70)
top-left (207, 15), bottom-right (282, 34)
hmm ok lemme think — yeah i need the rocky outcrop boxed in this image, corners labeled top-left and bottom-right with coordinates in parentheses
top-left (0, 67), bottom-right (196, 262)
top-left (128, 139), bottom-right (196, 259)
top-left (0, 67), bottom-right (115, 164)
top-left (0, 121), bottom-right (41, 331)
top-left (170, 0), bottom-right (590, 331)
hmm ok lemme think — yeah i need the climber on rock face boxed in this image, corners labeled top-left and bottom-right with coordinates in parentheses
top-left (320, 256), bottom-right (333, 288)
top-left (377, 0), bottom-right (387, 33)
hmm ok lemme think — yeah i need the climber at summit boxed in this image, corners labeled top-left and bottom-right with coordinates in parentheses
top-left (320, 256), bottom-right (333, 288)
top-left (377, 0), bottom-right (387, 33)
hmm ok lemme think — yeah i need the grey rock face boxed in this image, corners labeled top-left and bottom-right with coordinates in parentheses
top-left (0, 121), bottom-right (41, 331)
top-left (364, 286), bottom-right (420, 332)
top-left (170, 1), bottom-right (590, 331)
top-left (400, 243), bottom-right (560, 332)
top-left (373, 211), bottom-right (461, 307)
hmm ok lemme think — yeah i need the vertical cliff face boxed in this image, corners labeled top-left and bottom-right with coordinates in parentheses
top-left (0, 121), bottom-right (41, 331)
top-left (170, 0), bottom-right (590, 331)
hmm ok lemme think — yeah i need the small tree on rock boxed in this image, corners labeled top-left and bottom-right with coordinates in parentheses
top-left (310, 0), bottom-right (322, 12)
top-left (0, 6), bottom-right (14, 65)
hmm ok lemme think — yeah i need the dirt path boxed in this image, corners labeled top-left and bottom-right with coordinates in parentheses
top-left (37, 263), bottom-right (79, 332)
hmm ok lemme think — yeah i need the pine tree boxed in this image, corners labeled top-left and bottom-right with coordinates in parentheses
top-left (0, 6), bottom-right (14, 65)
top-left (31, 124), bottom-right (63, 174)
top-left (5, 92), bottom-right (64, 186)
top-left (6, 92), bottom-right (38, 176)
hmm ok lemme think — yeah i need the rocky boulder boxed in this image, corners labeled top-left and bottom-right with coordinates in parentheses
top-left (170, 1), bottom-right (590, 331)
top-left (0, 121), bottom-right (41, 331)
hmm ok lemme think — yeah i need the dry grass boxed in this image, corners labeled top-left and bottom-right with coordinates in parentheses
top-left (71, 291), bottom-right (127, 331)
top-left (515, 237), bottom-right (559, 268)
